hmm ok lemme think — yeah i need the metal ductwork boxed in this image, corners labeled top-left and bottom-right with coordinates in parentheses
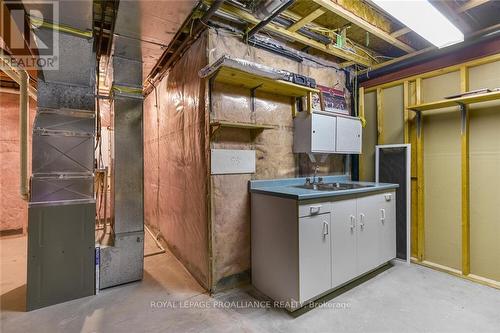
top-left (25, 0), bottom-right (96, 310)
top-left (98, 1), bottom-right (145, 289)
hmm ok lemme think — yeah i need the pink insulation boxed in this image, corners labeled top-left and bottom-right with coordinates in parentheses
top-left (0, 92), bottom-right (36, 233)
top-left (143, 35), bottom-right (210, 289)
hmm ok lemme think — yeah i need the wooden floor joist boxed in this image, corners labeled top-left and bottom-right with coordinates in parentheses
top-left (313, 0), bottom-right (416, 53)
top-left (215, 2), bottom-right (373, 67)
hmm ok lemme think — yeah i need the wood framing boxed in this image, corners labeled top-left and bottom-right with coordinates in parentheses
top-left (460, 66), bottom-right (470, 276)
top-left (287, 8), bottom-right (325, 32)
top-left (363, 53), bottom-right (500, 92)
top-left (415, 78), bottom-right (424, 262)
top-left (403, 80), bottom-right (409, 144)
top-left (376, 88), bottom-right (383, 144)
top-left (216, 2), bottom-right (373, 66)
top-left (390, 27), bottom-right (411, 38)
top-left (358, 86), bottom-right (365, 125)
top-left (313, 0), bottom-right (416, 53)
top-left (361, 39), bottom-right (500, 90)
top-left (360, 53), bottom-right (500, 286)
top-left (413, 259), bottom-right (500, 290)
top-left (456, 0), bottom-right (490, 13)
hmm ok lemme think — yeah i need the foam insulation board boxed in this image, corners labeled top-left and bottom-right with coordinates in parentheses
top-left (468, 60), bottom-right (500, 282)
top-left (360, 91), bottom-right (377, 181)
top-left (423, 73), bottom-right (462, 271)
top-left (381, 84), bottom-right (404, 144)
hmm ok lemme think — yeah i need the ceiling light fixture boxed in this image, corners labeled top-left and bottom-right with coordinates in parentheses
top-left (372, 0), bottom-right (464, 48)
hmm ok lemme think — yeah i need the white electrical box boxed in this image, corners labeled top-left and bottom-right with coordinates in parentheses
top-left (293, 112), bottom-right (362, 154)
top-left (211, 149), bottom-right (256, 175)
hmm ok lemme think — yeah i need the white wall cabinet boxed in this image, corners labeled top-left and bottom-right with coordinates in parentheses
top-left (336, 116), bottom-right (362, 153)
top-left (252, 190), bottom-right (396, 310)
top-left (293, 112), bottom-right (362, 154)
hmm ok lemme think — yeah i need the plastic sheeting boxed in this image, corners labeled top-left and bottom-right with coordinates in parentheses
top-left (143, 35), bottom-right (209, 288)
top-left (144, 29), bottom-right (352, 291)
top-left (0, 93), bottom-right (36, 233)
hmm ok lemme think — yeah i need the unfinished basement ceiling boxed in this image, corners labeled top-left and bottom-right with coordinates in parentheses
top-left (112, 0), bottom-right (198, 81)
top-left (189, 0), bottom-right (500, 71)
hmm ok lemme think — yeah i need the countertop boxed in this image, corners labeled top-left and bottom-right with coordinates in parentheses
top-left (249, 175), bottom-right (398, 200)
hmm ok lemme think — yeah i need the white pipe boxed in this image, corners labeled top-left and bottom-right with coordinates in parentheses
top-left (19, 71), bottom-right (29, 200)
top-left (1, 55), bottom-right (31, 200)
top-left (0, 56), bottom-right (37, 100)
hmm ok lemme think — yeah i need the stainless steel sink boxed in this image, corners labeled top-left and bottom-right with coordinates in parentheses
top-left (294, 182), bottom-right (374, 191)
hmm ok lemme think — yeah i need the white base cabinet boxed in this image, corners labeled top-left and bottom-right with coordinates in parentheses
top-left (252, 190), bottom-right (396, 310)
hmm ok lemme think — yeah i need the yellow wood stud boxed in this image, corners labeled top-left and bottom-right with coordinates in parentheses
top-left (358, 86), bottom-right (366, 127)
top-left (307, 92), bottom-right (313, 115)
top-left (415, 77), bottom-right (424, 261)
top-left (460, 66), bottom-right (471, 276)
top-left (376, 88), bottom-right (383, 144)
top-left (403, 81), bottom-right (409, 143)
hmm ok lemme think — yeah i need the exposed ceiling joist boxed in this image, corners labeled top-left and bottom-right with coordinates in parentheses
top-left (217, 2), bottom-right (373, 66)
top-left (287, 8), bottom-right (325, 32)
top-left (313, 0), bottom-right (416, 53)
top-left (281, 9), bottom-right (382, 61)
top-left (456, 0), bottom-right (490, 13)
top-left (390, 27), bottom-right (411, 38)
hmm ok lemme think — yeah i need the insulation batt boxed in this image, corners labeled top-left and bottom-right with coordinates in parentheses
top-left (144, 30), bottom-right (353, 291)
top-left (0, 93), bottom-right (36, 233)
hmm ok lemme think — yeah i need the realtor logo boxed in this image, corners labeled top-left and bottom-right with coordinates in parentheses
top-left (1, 0), bottom-right (59, 70)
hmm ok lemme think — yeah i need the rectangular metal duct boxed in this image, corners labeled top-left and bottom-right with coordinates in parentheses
top-left (98, 27), bottom-right (144, 289)
top-left (27, 4), bottom-right (96, 310)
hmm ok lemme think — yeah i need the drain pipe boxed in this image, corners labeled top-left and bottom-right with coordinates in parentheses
top-left (19, 70), bottom-right (29, 200)
top-left (1, 55), bottom-right (36, 200)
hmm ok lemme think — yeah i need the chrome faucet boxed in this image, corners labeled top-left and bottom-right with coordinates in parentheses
top-left (312, 164), bottom-right (319, 185)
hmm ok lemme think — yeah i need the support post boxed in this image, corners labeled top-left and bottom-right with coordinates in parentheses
top-left (460, 66), bottom-right (470, 276)
top-left (403, 80), bottom-right (409, 144)
top-left (376, 87), bottom-right (383, 144)
top-left (415, 78), bottom-right (424, 261)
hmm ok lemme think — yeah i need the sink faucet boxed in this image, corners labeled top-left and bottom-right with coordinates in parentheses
top-left (312, 165), bottom-right (321, 185)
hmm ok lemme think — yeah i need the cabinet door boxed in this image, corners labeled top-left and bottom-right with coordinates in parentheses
top-left (311, 114), bottom-right (336, 152)
top-left (331, 199), bottom-right (357, 288)
top-left (356, 196), bottom-right (380, 274)
top-left (336, 117), bottom-right (362, 153)
top-left (299, 213), bottom-right (332, 302)
top-left (378, 192), bottom-right (396, 264)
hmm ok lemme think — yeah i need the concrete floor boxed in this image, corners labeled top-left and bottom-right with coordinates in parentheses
top-left (1, 235), bottom-right (499, 333)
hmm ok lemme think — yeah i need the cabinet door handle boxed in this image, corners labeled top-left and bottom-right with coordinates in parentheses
top-left (323, 221), bottom-right (329, 236)
top-left (310, 205), bottom-right (321, 215)
top-left (381, 208), bottom-right (386, 223)
top-left (350, 215), bottom-right (355, 230)
top-left (359, 213), bottom-right (365, 228)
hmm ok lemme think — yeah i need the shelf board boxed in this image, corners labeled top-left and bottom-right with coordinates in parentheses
top-left (211, 65), bottom-right (319, 97)
top-left (408, 91), bottom-right (500, 112)
top-left (210, 121), bottom-right (275, 134)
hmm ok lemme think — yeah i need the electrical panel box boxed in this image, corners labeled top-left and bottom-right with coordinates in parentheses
top-left (293, 112), bottom-right (362, 154)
